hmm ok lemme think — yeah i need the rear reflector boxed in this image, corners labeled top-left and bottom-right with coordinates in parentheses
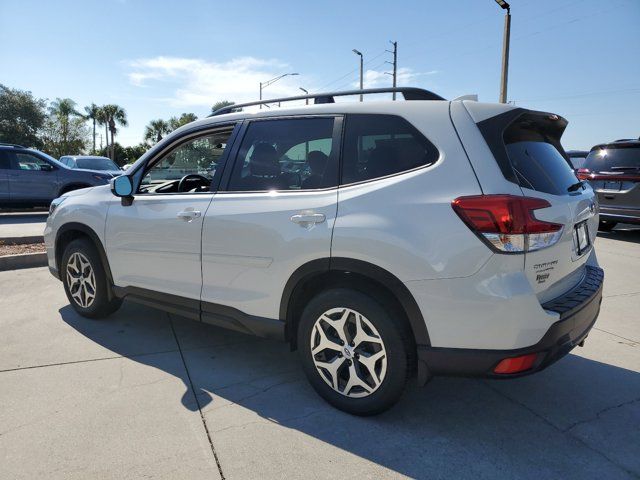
top-left (493, 353), bottom-right (538, 374)
top-left (452, 194), bottom-right (563, 253)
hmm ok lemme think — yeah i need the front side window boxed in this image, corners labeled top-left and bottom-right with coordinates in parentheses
top-left (227, 117), bottom-right (337, 192)
top-left (139, 128), bottom-right (233, 194)
top-left (342, 114), bottom-right (439, 184)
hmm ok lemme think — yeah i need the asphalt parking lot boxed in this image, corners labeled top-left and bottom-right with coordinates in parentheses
top-left (1, 228), bottom-right (639, 479)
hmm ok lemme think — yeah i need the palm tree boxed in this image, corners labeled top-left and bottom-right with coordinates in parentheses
top-left (49, 98), bottom-right (82, 154)
top-left (101, 104), bottom-right (128, 160)
top-left (84, 103), bottom-right (100, 153)
top-left (169, 113), bottom-right (198, 131)
top-left (144, 119), bottom-right (172, 144)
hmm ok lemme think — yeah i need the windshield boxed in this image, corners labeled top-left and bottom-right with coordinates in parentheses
top-left (75, 157), bottom-right (119, 171)
top-left (584, 146), bottom-right (640, 171)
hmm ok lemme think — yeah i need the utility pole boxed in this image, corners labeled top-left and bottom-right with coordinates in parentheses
top-left (495, 0), bottom-right (511, 103)
top-left (385, 41), bottom-right (398, 100)
top-left (352, 49), bottom-right (364, 101)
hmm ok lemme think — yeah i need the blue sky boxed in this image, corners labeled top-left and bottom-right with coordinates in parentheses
top-left (1, 0), bottom-right (638, 149)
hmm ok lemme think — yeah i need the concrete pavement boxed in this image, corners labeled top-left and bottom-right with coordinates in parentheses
top-left (0, 211), bottom-right (47, 240)
top-left (0, 230), bottom-right (638, 479)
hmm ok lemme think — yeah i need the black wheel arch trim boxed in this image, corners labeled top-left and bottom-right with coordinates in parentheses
top-left (55, 222), bottom-right (114, 291)
top-left (280, 257), bottom-right (431, 347)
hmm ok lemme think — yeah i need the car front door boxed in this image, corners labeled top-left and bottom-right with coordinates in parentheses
top-left (201, 116), bottom-right (341, 326)
top-left (8, 151), bottom-right (59, 202)
top-left (105, 125), bottom-right (238, 309)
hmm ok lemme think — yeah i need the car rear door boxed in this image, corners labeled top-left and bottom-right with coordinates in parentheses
top-left (200, 116), bottom-right (341, 326)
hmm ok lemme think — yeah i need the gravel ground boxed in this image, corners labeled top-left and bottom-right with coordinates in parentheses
top-left (0, 242), bottom-right (46, 256)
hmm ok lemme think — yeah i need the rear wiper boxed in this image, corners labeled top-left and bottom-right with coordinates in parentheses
top-left (567, 180), bottom-right (585, 192)
top-left (611, 166), bottom-right (640, 171)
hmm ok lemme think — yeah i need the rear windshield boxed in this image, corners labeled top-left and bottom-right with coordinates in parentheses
top-left (76, 157), bottom-right (119, 171)
top-left (503, 116), bottom-right (577, 195)
top-left (583, 145), bottom-right (640, 171)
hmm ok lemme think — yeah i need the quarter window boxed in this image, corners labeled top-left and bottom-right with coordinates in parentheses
top-left (227, 117), bottom-right (337, 191)
top-left (342, 114), bottom-right (439, 184)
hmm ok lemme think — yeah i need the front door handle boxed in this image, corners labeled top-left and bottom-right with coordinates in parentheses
top-left (177, 209), bottom-right (201, 221)
top-left (290, 213), bottom-right (326, 225)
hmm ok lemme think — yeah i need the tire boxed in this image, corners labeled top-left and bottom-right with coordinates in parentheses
top-left (297, 288), bottom-right (409, 416)
top-left (61, 238), bottom-right (122, 318)
top-left (598, 220), bottom-right (617, 232)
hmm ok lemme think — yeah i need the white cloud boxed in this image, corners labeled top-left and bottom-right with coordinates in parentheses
top-left (354, 67), bottom-right (440, 89)
top-left (126, 56), bottom-right (302, 107)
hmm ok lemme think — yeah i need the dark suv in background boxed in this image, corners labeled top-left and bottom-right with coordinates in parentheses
top-left (578, 139), bottom-right (640, 231)
top-left (0, 143), bottom-right (119, 208)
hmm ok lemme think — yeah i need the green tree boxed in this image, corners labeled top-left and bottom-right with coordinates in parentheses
top-left (144, 119), bottom-right (171, 144)
top-left (101, 104), bottom-right (128, 160)
top-left (211, 100), bottom-right (239, 114)
top-left (0, 84), bottom-right (47, 147)
top-left (169, 113), bottom-right (198, 130)
top-left (48, 98), bottom-right (84, 155)
top-left (40, 115), bottom-right (90, 158)
top-left (84, 103), bottom-right (100, 153)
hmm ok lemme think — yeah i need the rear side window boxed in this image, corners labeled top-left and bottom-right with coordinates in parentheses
top-left (503, 116), bottom-right (577, 195)
top-left (342, 114), bottom-right (438, 184)
top-left (584, 145), bottom-right (640, 172)
top-left (227, 117), bottom-right (338, 192)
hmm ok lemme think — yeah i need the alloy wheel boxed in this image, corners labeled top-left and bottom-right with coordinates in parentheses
top-left (310, 307), bottom-right (387, 398)
top-left (66, 252), bottom-right (96, 308)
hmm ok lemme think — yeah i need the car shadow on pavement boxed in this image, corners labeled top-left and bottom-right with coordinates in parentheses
top-left (59, 302), bottom-right (640, 478)
top-left (598, 225), bottom-right (640, 245)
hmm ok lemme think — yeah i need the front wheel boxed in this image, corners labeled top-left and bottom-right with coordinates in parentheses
top-left (61, 238), bottom-right (122, 318)
top-left (297, 288), bottom-right (409, 416)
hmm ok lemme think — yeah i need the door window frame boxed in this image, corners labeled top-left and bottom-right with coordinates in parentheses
top-left (219, 114), bottom-right (344, 194)
top-left (130, 122), bottom-right (241, 196)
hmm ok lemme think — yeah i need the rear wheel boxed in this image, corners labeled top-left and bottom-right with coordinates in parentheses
top-left (598, 220), bottom-right (617, 232)
top-left (298, 288), bottom-right (409, 416)
top-left (61, 238), bottom-right (122, 318)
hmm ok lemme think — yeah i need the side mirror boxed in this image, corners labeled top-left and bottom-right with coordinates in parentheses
top-left (40, 164), bottom-right (54, 172)
top-left (111, 175), bottom-right (133, 197)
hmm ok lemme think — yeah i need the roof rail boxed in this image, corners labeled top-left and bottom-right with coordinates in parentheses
top-left (0, 142), bottom-right (26, 148)
top-left (209, 87), bottom-right (445, 116)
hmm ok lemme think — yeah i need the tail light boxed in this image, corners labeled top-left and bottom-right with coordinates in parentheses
top-left (452, 195), bottom-right (563, 253)
top-left (576, 168), bottom-right (591, 180)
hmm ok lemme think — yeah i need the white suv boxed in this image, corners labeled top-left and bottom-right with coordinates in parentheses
top-left (45, 88), bottom-right (604, 415)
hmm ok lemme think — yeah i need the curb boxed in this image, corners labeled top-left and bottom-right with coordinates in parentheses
top-left (0, 235), bottom-right (45, 245)
top-left (0, 252), bottom-right (48, 272)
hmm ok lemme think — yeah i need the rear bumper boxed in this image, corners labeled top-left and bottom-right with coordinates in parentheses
top-left (418, 265), bottom-right (604, 378)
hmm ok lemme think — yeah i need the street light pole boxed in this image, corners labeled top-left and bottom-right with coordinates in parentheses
top-left (495, 0), bottom-right (511, 104)
top-left (353, 49), bottom-right (364, 101)
top-left (299, 87), bottom-right (309, 105)
top-left (259, 72), bottom-right (299, 109)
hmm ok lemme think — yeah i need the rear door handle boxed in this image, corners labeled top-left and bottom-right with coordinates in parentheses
top-left (290, 213), bottom-right (326, 225)
top-left (177, 209), bottom-right (201, 221)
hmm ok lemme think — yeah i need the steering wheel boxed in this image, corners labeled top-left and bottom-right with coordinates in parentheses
top-left (178, 174), bottom-right (210, 192)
